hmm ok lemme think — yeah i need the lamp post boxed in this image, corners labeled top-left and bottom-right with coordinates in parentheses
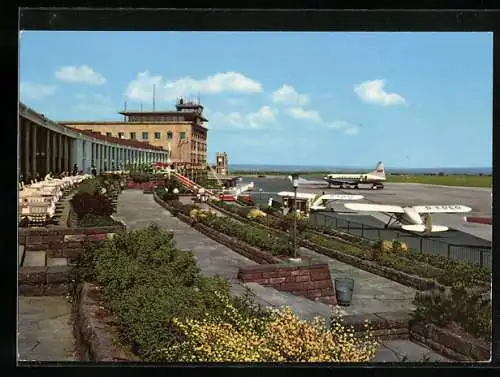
top-left (291, 174), bottom-right (299, 260)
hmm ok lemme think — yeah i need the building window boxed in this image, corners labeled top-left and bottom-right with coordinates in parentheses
top-left (118, 132), bottom-right (124, 138)
top-left (142, 132), bottom-right (149, 140)
top-left (167, 132), bottom-right (173, 140)
top-left (154, 132), bottom-right (161, 139)
top-left (130, 132), bottom-right (136, 140)
top-left (180, 132), bottom-right (186, 140)
top-left (106, 132), bottom-right (112, 137)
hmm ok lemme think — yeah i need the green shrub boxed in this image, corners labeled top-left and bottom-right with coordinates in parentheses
top-left (78, 179), bottom-right (103, 195)
top-left (195, 211), bottom-right (293, 257)
top-left (130, 171), bottom-right (152, 183)
top-left (165, 179), bottom-right (188, 194)
top-left (163, 193), bottom-right (180, 201)
top-left (79, 213), bottom-right (116, 227)
top-left (70, 192), bottom-right (114, 220)
top-left (412, 284), bottom-right (491, 341)
top-left (166, 199), bottom-right (199, 217)
top-left (85, 224), bottom-right (268, 361)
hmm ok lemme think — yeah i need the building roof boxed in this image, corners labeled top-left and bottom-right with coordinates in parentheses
top-left (119, 111), bottom-right (208, 123)
top-left (64, 127), bottom-right (167, 152)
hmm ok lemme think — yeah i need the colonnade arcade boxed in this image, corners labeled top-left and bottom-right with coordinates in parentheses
top-left (19, 115), bottom-right (169, 181)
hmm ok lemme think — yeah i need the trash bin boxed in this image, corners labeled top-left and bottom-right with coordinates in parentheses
top-left (335, 278), bottom-right (354, 306)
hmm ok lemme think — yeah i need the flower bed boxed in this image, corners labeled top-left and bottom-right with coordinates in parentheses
top-left (70, 176), bottom-right (122, 228)
top-left (76, 224), bottom-right (379, 362)
top-left (157, 194), bottom-right (294, 258)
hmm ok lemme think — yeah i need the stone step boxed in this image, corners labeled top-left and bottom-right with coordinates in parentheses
top-left (18, 245), bottom-right (25, 267)
top-left (23, 251), bottom-right (46, 267)
top-left (47, 257), bottom-right (68, 266)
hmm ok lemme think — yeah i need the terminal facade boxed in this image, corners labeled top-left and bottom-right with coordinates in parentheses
top-left (58, 98), bottom-right (208, 170)
top-left (19, 103), bottom-right (169, 181)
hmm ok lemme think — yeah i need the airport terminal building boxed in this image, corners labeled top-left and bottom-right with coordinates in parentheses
top-left (57, 98), bottom-right (208, 170)
top-left (19, 103), bottom-right (169, 181)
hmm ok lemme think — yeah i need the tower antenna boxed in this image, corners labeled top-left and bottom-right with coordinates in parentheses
top-left (153, 84), bottom-right (156, 112)
top-left (123, 101), bottom-right (127, 122)
top-left (140, 104), bottom-right (143, 112)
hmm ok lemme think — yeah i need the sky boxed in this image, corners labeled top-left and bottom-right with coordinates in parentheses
top-left (19, 31), bottom-right (492, 168)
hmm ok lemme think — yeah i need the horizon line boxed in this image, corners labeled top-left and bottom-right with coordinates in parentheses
top-left (217, 164), bottom-right (492, 170)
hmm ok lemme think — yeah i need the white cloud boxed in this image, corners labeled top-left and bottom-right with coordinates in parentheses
top-left (287, 107), bottom-right (322, 123)
top-left (271, 84), bottom-right (309, 106)
top-left (125, 71), bottom-right (263, 102)
top-left (55, 65), bottom-right (106, 85)
top-left (246, 106), bottom-right (277, 129)
top-left (354, 79), bottom-right (406, 106)
top-left (20, 82), bottom-right (56, 100)
top-left (326, 120), bottom-right (360, 136)
top-left (207, 106), bottom-right (277, 130)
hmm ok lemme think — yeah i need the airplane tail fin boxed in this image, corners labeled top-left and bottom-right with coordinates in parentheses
top-left (369, 161), bottom-right (385, 178)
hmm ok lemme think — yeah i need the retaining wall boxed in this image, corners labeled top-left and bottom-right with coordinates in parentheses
top-left (410, 322), bottom-right (490, 362)
top-left (19, 265), bottom-right (76, 296)
top-left (19, 224), bottom-right (125, 263)
top-left (73, 282), bottom-right (139, 362)
top-left (238, 264), bottom-right (336, 305)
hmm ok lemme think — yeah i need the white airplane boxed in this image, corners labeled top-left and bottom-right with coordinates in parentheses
top-left (324, 161), bottom-right (386, 189)
top-left (343, 202), bottom-right (472, 233)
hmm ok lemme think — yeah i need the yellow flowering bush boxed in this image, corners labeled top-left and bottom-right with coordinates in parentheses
top-left (160, 292), bottom-right (379, 362)
top-left (190, 208), bottom-right (213, 220)
top-left (247, 208), bottom-right (267, 219)
top-left (381, 240), bottom-right (408, 252)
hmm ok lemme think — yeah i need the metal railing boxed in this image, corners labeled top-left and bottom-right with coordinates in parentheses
top-left (309, 212), bottom-right (492, 269)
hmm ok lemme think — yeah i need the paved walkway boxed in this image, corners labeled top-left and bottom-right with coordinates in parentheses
top-left (18, 296), bottom-right (76, 362)
top-left (117, 191), bottom-right (450, 362)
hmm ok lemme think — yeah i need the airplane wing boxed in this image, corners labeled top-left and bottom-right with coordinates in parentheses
top-left (277, 191), bottom-right (316, 199)
top-left (344, 203), bottom-right (405, 213)
top-left (310, 195), bottom-right (364, 210)
top-left (413, 205), bottom-right (472, 214)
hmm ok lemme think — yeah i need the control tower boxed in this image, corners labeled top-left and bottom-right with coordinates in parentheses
top-left (215, 152), bottom-right (229, 176)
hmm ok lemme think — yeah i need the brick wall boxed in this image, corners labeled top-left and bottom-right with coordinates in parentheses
top-left (18, 225), bottom-right (124, 262)
top-left (238, 263), bottom-right (336, 305)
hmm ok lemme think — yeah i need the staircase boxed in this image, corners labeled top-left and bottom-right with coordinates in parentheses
top-left (19, 246), bottom-right (68, 267)
top-left (172, 172), bottom-right (216, 197)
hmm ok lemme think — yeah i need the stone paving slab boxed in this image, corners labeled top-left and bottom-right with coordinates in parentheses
top-left (23, 251), bottom-right (46, 267)
top-left (18, 296), bottom-right (76, 362)
top-left (47, 257), bottom-right (68, 266)
top-left (116, 190), bottom-right (448, 363)
top-left (374, 340), bottom-right (451, 362)
top-left (298, 247), bottom-right (416, 316)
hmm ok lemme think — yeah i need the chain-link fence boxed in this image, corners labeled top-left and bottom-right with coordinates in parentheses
top-left (309, 212), bottom-right (491, 269)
